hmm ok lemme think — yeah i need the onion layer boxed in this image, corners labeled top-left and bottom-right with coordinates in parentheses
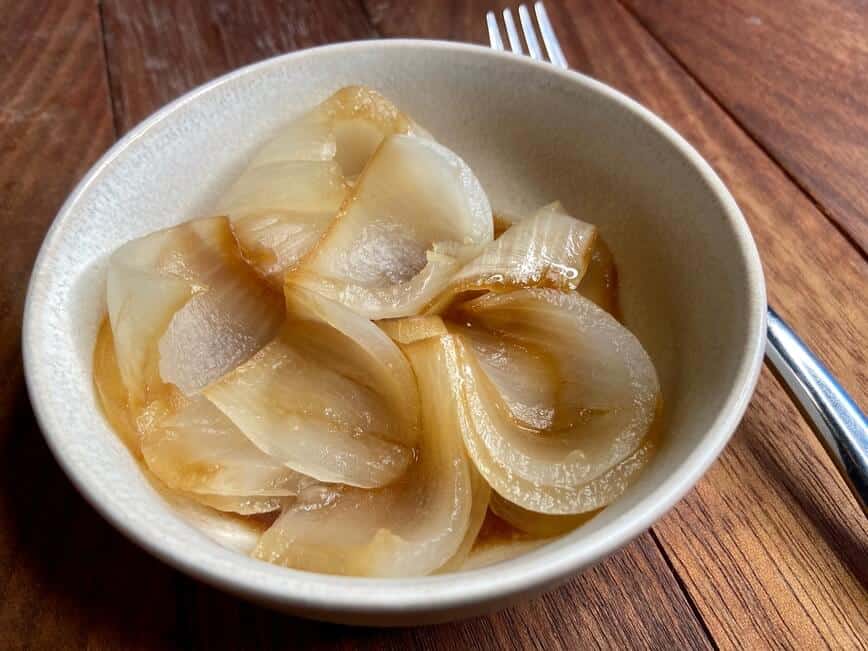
top-left (205, 289), bottom-right (420, 488)
top-left (252, 333), bottom-right (478, 577)
top-left (142, 396), bottom-right (310, 498)
top-left (427, 202), bottom-right (596, 314)
top-left (288, 135), bottom-right (493, 319)
top-left (218, 86), bottom-right (431, 284)
top-left (453, 289), bottom-right (659, 514)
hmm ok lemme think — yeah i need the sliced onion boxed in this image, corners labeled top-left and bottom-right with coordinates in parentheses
top-left (249, 113), bottom-right (337, 167)
top-left (436, 465), bottom-right (490, 573)
top-left (448, 323), bottom-right (559, 431)
top-left (489, 492), bottom-right (597, 537)
top-left (453, 289), bottom-right (659, 514)
top-left (218, 161), bottom-right (346, 219)
top-left (252, 333), bottom-right (477, 577)
top-left (141, 395), bottom-right (311, 497)
top-left (250, 85), bottom-right (431, 177)
top-left (93, 318), bottom-right (142, 454)
top-left (427, 202), bottom-right (596, 314)
top-left (284, 285), bottom-right (421, 439)
top-left (190, 493), bottom-right (286, 515)
top-left (219, 86), bottom-right (431, 282)
top-left (106, 251), bottom-right (197, 409)
top-left (288, 135), bottom-right (493, 319)
top-left (378, 315), bottom-right (449, 344)
top-left (204, 289), bottom-right (419, 487)
top-left (149, 474), bottom-right (271, 554)
top-left (152, 217), bottom-right (284, 395)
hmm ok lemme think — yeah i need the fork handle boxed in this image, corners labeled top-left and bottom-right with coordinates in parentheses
top-left (765, 307), bottom-right (868, 515)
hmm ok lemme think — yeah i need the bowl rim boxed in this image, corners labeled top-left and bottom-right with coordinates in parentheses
top-left (23, 38), bottom-right (767, 619)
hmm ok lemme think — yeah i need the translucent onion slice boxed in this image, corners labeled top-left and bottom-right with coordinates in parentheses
top-left (204, 290), bottom-right (419, 488)
top-left (378, 315), bottom-right (449, 345)
top-left (252, 333), bottom-right (477, 577)
top-left (149, 474), bottom-right (271, 554)
top-left (284, 284), bottom-right (421, 436)
top-left (427, 202), bottom-right (596, 314)
top-left (151, 217), bottom-right (284, 395)
top-left (141, 396), bottom-right (311, 497)
top-left (217, 161), bottom-right (346, 219)
top-left (106, 250), bottom-right (197, 409)
top-left (436, 465), bottom-right (490, 573)
top-left (454, 289), bottom-right (659, 514)
top-left (217, 161), bottom-right (346, 286)
top-left (251, 86), bottom-right (431, 176)
top-left (288, 135), bottom-right (493, 319)
top-left (249, 112), bottom-right (337, 167)
top-left (190, 493), bottom-right (286, 515)
top-left (219, 86), bottom-right (431, 283)
top-left (489, 492), bottom-right (597, 537)
top-left (93, 318), bottom-right (142, 454)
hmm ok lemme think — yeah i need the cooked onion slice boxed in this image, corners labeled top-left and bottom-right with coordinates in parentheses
top-left (106, 249), bottom-right (197, 409)
top-left (251, 86), bottom-right (431, 175)
top-left (152, 217), bottom-right (284, 395)
top-left (436, 465), bottom-right (490, 573)
top-left (205, 290), bottom-right (419, 487)
top-left (190, 493), bottom-right (286, 515)
top-left (218, 86), bottom-right (431, 283)
top-left (252, 333), bottom-right (477, 577)
top-left (427, 202), bottom-right (596, 313)
top-left (149, 474), bottom-right (271, 553)
top-left (141, 396), bottom-right (310, 498)
top-left (453, 289), bottom-right (659, 514)
top-left (378, 315), bottom-right (449, 344)
top-left (94, 318), bottom-right (143, 453)
top-left (449, 323), bottom-right (559, 431)
top-left (216, 161), bottom-right (346, 285)
top-left (288, 135), bottom-right (493, 319)
top-left (489, 492), bottom-right (597, 537)
top-left (284, 285), bottom-right (421, 436)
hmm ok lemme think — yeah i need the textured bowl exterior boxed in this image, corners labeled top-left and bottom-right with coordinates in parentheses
top-left (23, 40), bottom-right (766, 626)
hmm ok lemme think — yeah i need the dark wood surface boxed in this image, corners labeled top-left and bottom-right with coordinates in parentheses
top-left (2, 1), bottom-right (866, 649)
top-left (623, 0), bottom-right (868, 253)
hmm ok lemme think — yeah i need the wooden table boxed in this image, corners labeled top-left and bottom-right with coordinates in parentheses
top-left (2, 1), bottom-right (866, 648)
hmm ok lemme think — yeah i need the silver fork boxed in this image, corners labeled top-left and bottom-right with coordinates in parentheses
top-left (486, 2), bottom-right (868, 515)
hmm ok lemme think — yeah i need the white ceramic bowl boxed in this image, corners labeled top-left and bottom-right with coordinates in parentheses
top-left (23, 40), bottom-right (766, 626)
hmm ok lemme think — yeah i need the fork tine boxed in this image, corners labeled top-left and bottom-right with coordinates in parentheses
top-left (486, 11), bottom-right (505, 50)
top-left (534, 1), bottom-right (568, 69)
top-left (518, 5), bottom-right (544, 61)
top-left (502, 9), bottom-right (525, 55)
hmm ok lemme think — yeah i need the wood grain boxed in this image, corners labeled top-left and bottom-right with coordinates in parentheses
top-left (0, 1), bottom-right (713, 650)
top-left (622, 0), bottom-right (868, 252)
top-left (0, 1), bottom-right (155, 649)
top-left (101, 0), bottom-right (377, 133)
top-left (371, 0), bottom-right (868, 648)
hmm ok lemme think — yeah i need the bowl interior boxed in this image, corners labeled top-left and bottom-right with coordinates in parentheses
top-left (24, 41), bottom-right (765, 625)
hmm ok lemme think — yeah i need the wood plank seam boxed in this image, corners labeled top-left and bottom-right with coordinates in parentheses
top-left (649, 529), bottom-right (721, 651)
top-left (96, 0), bottom-right (122, 140)
top-left (618, 0), bottom-right (868, 261)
